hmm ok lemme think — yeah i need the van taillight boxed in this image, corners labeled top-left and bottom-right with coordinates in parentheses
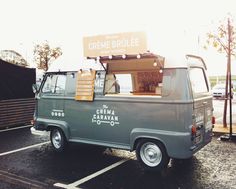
top-left (212, 116), bottom-right (215, 124)
top-left (31, 118), bottom-right (35, 125)
top-left (191, 125), bottom-right (197, 136)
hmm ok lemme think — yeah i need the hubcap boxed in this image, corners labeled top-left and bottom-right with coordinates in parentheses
top-left (140, 142), bottom-right (162, 167)
top-left (52, 130), bottom-right (62, 149)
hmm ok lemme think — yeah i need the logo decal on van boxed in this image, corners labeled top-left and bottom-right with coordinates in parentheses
top-left (92, 105), bottom-right (119, 126)
top-left (51, 109), bottom-right (65, 117)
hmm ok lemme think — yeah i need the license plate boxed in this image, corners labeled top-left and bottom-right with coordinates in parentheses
top-left (195, 135), bottom-right (202, 144)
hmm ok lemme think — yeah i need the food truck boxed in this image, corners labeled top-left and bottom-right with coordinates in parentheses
top-left (31, 32), bottom-right (214, 171)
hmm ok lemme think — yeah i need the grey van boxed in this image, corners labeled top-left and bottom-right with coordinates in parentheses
top-left (32, 53), bottom-right (213, 171)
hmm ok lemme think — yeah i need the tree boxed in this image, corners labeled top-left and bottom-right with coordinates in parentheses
top-left (205, 15), bottom-right (236, 128)
top-left (34, 41), bottom-right (62, 71)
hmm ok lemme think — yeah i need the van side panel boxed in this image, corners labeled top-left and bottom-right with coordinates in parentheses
top-left (64, 96), bottom-right (194, 158)
top-left (34, 68), bottom-right (212, 159)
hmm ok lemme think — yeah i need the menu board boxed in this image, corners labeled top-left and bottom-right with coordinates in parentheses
top-left (75, 70), bottom-right (96, 101)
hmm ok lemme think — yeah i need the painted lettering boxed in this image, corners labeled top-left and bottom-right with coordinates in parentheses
top-left (91, 105), bottom-right (120, 127)
top-left (88, 41), bottom-right (110, 50)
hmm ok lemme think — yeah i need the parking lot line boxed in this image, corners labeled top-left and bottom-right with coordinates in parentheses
top-left (54, 156), bottom-right (134, 189)
top-left (0, 169), bottom-right (49, 188)
top-left (0, 125), bottom-right (32, 133)
top-left (0, 141), bottom-right (50, 157)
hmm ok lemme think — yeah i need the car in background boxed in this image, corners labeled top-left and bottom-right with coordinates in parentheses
top-left (212, 83), bottom-right (234, 99)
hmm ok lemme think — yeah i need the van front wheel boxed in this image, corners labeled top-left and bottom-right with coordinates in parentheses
top-left (50, 128), bottom-right (67, 152)
top-left (136, 140), bottom-right (169, 171)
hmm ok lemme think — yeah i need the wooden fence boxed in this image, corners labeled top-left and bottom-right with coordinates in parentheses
top-left (0, 98), bottom-right (35, 129)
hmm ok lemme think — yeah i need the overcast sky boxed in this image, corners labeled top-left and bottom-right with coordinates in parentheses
top-left (0, 0), bottom-right (236, 75)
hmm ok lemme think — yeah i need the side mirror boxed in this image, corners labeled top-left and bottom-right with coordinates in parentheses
top-left (32, 84), bottom-right (38, 94)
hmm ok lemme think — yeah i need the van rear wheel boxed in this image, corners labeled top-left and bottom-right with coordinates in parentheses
top-left (136, 140), bottom-right (169, 171)
top-left (50, 128), bottom-right (67, 152)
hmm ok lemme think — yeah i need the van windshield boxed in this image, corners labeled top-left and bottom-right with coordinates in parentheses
top-left (41, 74), bottom-right (66, 95)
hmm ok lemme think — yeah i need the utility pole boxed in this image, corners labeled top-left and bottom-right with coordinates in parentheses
top-left (228, 18), bottom-right (233, 139)
top-left (223, 65), bottom-right (229, 127)
top-left (220, 17), bottom-right (236, 141)
top-left (222, 17), bottom-right (236, 141)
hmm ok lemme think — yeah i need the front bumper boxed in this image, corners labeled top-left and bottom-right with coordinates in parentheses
top-left (31, 127), bottom-right (50, 136)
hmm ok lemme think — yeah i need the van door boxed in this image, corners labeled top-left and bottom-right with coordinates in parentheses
top-left (38, 73), bottom-right (66, 121)
top-left (189, 67), bottom-right (213, 145)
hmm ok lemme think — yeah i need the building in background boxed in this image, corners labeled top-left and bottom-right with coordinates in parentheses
top-left (0, 50), bottom-right (28, 67)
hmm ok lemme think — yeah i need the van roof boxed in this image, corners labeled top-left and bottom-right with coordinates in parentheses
top-left (165, 54), bottom-right (207, 69)
top-left (48, 57), bottom-right (105, 72)
top-left (47, 53), bottom-right (206, 73)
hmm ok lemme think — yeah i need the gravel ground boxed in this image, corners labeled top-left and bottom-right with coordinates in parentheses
top-left (170, 135), bottom-right (236, 189)
top-left (106, 135), bottom-right (236, 189)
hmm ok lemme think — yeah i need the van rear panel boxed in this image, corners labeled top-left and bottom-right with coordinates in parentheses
top-left (192, 97), bottom-right (213, 147)
top-left (188, 65), bottom-right (213, 153)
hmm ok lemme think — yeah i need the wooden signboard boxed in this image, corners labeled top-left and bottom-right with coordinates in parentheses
top-left (75, 70), bottom-right (96, 101)
top-left (83, 32), bottom-right (147, 57)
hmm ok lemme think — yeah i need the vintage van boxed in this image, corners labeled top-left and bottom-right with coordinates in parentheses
top-left (32, 53), bottom-right (214, 171)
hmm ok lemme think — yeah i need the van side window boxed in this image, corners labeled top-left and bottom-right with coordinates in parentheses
top-left (65, 73), bottom-right (77, 96)
top-left (189, 68), bottom-right (208, 94)
top-left (41, 74), bottom-right (66, 96)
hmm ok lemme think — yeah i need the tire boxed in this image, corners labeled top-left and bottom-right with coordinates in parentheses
top-left (50, 128), bottom-right (67, 152)
top-left (136, 139), bottom-right (170, 171)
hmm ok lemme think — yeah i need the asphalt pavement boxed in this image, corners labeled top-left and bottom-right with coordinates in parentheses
top-left (0, 125), bottom-right (236, 189)
top-left (0, 99), bottom-right (236, 189)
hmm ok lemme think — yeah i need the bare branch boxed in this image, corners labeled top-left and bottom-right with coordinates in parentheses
top-left (215, 37), bottom-right (229, 53)
top-left (33, 41), bottom-right (62, 71)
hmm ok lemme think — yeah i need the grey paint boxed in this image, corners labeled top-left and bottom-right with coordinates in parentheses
top-left (34, 67), bottom-right (213, 159)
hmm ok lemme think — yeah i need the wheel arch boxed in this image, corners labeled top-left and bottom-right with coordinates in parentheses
top-left (46, 123), bottom-right (70, 140)
top-left (132, 137), bottom-right (167, 152)
top-left (130, 128), bottom-right (168, 155)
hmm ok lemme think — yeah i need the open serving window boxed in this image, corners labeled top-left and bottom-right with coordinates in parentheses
top-left (99, 53), bottom-right (165, 96)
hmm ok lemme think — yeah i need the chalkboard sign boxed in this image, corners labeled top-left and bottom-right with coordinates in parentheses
top-left (75, 69), bottom-right (96, 101)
